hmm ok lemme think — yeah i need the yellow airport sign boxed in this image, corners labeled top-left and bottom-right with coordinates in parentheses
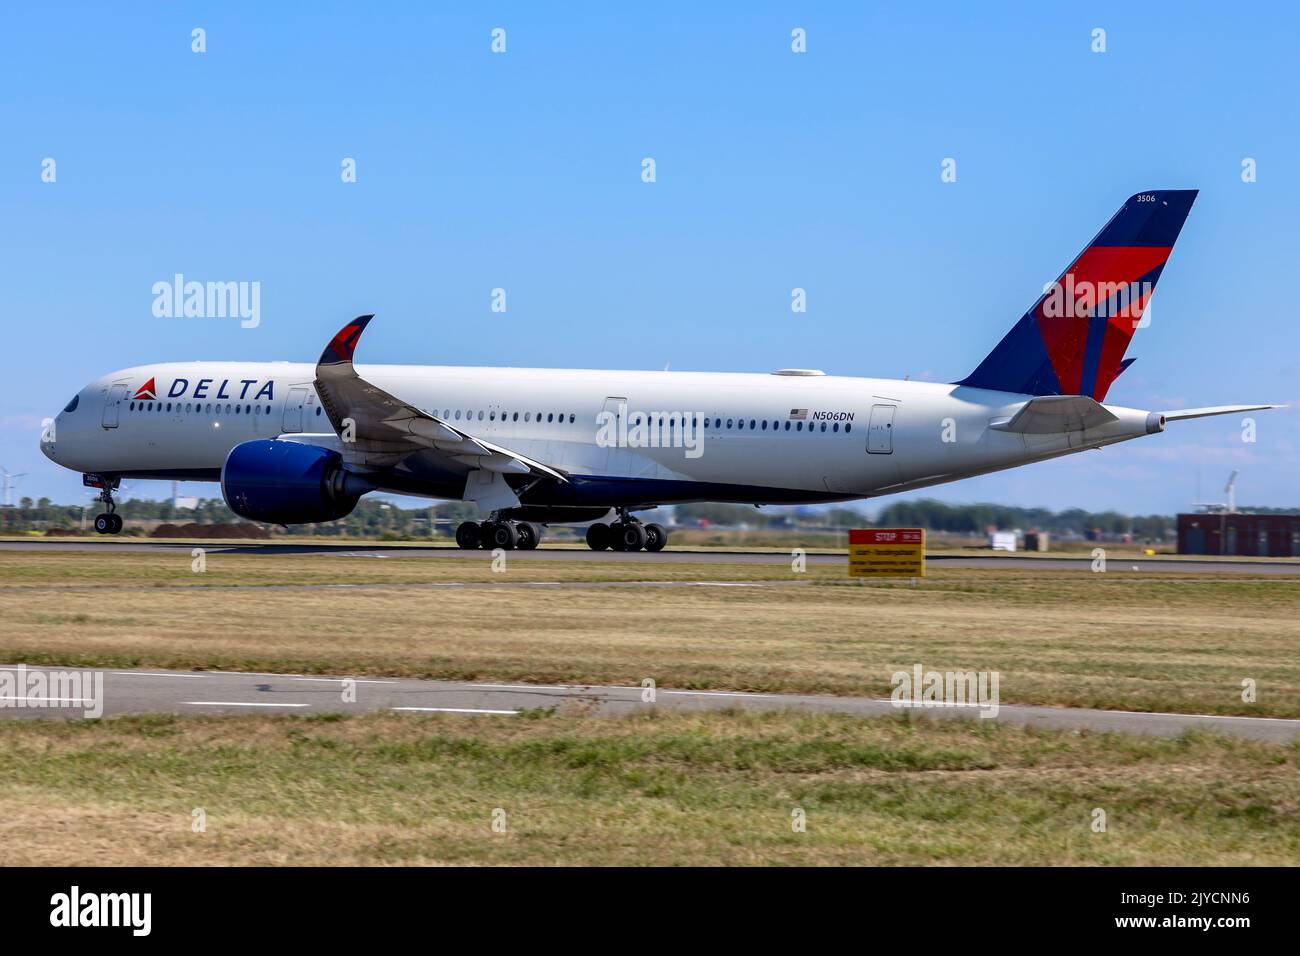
top-left (848, 528), bottom-right (925, 578)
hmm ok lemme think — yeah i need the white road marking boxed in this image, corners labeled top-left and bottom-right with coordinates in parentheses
top-left (110, 671), bottom-right (210, 678)
top-left (390, 706), bottom-right (519, 715)
top-left (662, 690), bottom-right (778, 698)
top-left (4, 697), bottom-right (92, 703)
top-left (471, 683), bottom-right (571, 691)
top-left (181, 701), bottom-right (310, 708)
top-left (1092, 707), bottom-right (1300, 724)
top-left (283, 677), bottom-right (399, 684)
top-left (684, 582), bottom-right (770, 587)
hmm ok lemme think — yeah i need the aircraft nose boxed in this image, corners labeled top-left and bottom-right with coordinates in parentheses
top-left (39, 412), bottom-right (62, 462)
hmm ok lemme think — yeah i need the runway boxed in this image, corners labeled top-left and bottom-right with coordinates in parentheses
top-left (5, 539), bottom-right (1299, 574)
top-left (2, 664), bottom-right (1296, 743)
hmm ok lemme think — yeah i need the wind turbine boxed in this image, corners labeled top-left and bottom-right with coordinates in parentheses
top-left (1, 466), bottom-right (28, 507)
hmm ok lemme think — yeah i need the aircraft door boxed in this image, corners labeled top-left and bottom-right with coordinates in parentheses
top-left (599, 396), bottom-right (628, 476)
top-left (867, 404), bottom-right (896, 454)
top-left (102, 384), bottom-right (129, 428)
top-left (282, 386), bottom-right (308, 433)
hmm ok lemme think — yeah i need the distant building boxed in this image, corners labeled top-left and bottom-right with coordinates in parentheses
top-left (1177, 513), bottom-right (1300, 557)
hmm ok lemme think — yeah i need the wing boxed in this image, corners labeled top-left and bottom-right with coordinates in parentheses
top-left (312, 315), bottom-right (568, 481)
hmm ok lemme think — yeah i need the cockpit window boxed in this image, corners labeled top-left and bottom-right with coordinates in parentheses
top-left (63, 394), bottom-right (79, 413)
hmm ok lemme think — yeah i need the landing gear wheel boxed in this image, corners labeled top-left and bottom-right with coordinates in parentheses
top-left (643, 523), bottom-right (668, 552)
top-left (86, 475), bottom-right (121, 535)
top-left (488, 521), bottom-right (519, 550)
top-left (586, 522), bottom-right (611, 551)
top-left (515, 522), bottom-right (540, 550)
top-left (617, 522), bottom-right (648, 552)
top-left (455, 521), bottom-right (481, 550)
top-left (608, 521), bottom-right (627, 551)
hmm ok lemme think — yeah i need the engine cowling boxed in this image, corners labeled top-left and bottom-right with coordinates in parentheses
top-left (221, 439), bottom-right (371, 525)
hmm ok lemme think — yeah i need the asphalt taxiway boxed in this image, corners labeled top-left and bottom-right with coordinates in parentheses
top-left (2, 664), bottom-right (1296, 743)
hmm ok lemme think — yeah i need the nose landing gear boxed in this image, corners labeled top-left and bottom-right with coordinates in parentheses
top-left (84, 473), bottom-right (122, 535)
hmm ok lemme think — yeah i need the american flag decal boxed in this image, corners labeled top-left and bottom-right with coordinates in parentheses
top-left (789, 408), bottom-right (807, 420)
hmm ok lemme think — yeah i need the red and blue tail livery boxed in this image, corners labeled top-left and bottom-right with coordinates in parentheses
top-left (958, 189), bottom-right (1198, 400)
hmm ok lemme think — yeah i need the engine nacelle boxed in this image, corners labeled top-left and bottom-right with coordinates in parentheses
top-left (221, 439), bottom-right (372, 525)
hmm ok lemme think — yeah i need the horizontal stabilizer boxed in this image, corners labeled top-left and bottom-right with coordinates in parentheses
top-left (989, 394), bottom-right (1119, 434)
top-left (1162, 404), bottom-right (1282, 422)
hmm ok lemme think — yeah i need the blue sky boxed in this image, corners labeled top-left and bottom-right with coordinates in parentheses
top-left (2, 1), bottom-right (1296, 513)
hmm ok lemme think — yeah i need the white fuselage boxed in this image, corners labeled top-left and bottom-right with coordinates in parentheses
top-left (42, 361), bottom-right (1159, 506)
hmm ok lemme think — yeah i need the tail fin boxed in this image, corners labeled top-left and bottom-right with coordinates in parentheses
top-left (957, 189), bottom-right (1198, 400)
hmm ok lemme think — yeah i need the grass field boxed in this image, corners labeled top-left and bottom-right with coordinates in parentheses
top-left (0, 709), bottom-right (1295, 866)
top-left (2, 550), bottom-right (1297, 718)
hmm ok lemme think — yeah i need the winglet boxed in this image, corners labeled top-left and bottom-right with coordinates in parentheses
top-left (318, 315), bottom-right (375, 367)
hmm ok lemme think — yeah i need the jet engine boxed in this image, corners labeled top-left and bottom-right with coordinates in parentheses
top-left (220, 439), bottom-right (372, 525)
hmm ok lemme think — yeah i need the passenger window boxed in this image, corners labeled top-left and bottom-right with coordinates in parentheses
top-left (845, 423), bottom-right (852, 433)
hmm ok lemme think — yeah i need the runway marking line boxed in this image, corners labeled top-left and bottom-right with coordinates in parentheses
top-left (283, 677), bottom-right (399, 685)
top-left (5, 697), bottom-right (93, 704)
top-left (181, 701), bottom-right (310, 708)
top-left (110, 671), bottom-right (210, 679)
top-left (390, 706), bottom-right (519, 715)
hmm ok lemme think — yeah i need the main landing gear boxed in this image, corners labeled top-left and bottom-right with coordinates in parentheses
top-left (585, 510), bottom-right (667, 552)
top-left (454, 518), bottom-right (541, 551)
top-left (85, 474), bottom-right (122, 535)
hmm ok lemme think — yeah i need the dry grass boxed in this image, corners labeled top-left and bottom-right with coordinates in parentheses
top-left (1, 551), bottom-right (1298, 717)
top-left (0, 709), bottom-right (1295, 866)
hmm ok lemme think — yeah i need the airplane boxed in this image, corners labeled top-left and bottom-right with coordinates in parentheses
top-left (40, 189), bottom-right (1277, 551)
